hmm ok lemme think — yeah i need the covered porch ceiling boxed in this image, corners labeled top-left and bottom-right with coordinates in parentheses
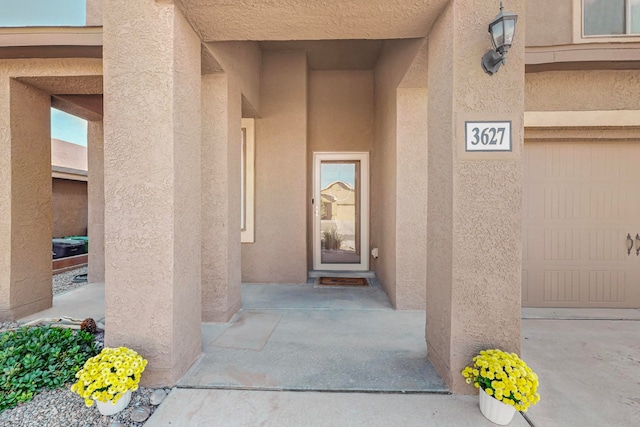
top-left (259, 40), bottom-right (385, 70)
top-left (176, 0), bottom-right (449, 41)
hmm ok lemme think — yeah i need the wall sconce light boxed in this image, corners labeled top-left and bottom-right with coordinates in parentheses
top-left (481, 2), bottom-right (518, 76)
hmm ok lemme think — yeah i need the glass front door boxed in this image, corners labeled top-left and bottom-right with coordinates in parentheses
top-left (313, 153), bottom-right (369, 271)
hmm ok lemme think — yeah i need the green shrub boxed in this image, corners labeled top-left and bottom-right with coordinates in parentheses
top-left (322, 226), bottom-right (344, 250)
top-left (0, 326), bottom-right (99, 412)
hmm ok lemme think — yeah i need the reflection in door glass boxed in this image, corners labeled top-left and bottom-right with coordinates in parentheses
top-left (320, 161), bottom-right (360, 264)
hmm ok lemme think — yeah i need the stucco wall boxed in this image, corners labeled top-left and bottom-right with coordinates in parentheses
top-left (526, 70), bottom-right (640, 111)
top-left (427, 0), bottom-right (525, 392)
top-left (103, 1), bottom-right (201, 386)
top-left (525, 0), bottom-right (572, 47)
top-left (178, 0), bottom-right (448, 42)
top-left (0, 79), bottom-right (52, 321)
top-left (307, 70), bottom-right (374, 269)
top-left (0, 57), bottom-right (101, 321)
top-left (52, 178), bottom-right (87, 237)
top-left (51, 139), bottom-right (88, 171)
top-left (241, 51), bottom-right (308, 283)
top-left (87, 121), bottom-right (104, 282)
top-left (201, 73), bottom-right (242, 321)
top-left (204, 42), bottom-right (261, 116)
top-left (395, 87), bottom-right (428, 310)
top-left (86, 0), bottom-right (103, 26)
top-left (372, 39), bottom-right (427, 308)
top-left (426, 8), bottom-right (455, 383)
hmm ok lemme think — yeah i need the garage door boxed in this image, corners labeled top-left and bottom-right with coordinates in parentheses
top-left (523, 142), bottom-right (640, 308)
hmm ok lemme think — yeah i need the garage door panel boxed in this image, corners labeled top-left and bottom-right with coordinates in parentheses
top-left (523, 142), bottom-right (640, 308)
top-left (588, 186), bottom-right (626, 220)
top-left (588, 270), bottom-right (625, 303)
top-left (542, 144), bottom-right (592, 179)
top-left (545, 186), bottom-right (581, 220)
top-left (544, 229), bottom-right (580, 261)
top-left (543, 270), bottom-right (580, 302)
top-left (588, 229), bottom-right (627, 261)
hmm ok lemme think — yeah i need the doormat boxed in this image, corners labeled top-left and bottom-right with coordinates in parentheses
top-left (318, 277), bottom-right (369, 287)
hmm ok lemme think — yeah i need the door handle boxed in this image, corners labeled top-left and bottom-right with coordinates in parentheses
top-left (626, 233), bottom-right (634, 256)
top-left (636, 234), bottom-right (640, 256)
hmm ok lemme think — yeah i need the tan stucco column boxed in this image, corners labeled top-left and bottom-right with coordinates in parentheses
top-left (241, 51), bottom-right (308, 283)
top-left (201, 73), bottom-right (242, 322)
top-left (426, 0), bottom-right (525, 393)
top-left (0, 79), bottom-right (52, 321)
top-left (103, 2), bottom-right (202, 386)
top-left (87, 120), bottom-right (104, 283)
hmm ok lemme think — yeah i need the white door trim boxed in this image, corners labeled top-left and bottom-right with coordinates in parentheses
top-left (313, 152), bottom-right (369, 271)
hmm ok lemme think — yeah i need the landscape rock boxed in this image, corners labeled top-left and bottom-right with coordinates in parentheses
top-left (129, 406), bottom-right (151, 423)
top-left (149, 389), bottom-right (167, 406)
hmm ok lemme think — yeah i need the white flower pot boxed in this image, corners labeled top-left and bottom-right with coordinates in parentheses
top-left (479, 388), bottom-right (516, 425)
top-left (95, 390), bottom-right (132, 416)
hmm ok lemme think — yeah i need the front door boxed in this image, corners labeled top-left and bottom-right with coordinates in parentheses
top-left (313, 152), bottom-right (369, 271)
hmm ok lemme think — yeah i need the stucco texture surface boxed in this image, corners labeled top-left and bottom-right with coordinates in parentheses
top-left (241, 52), bottom-right (308, 284)
top-left (306, 70), bottom-right (374, 270)
top-left (52, 178), bottom-right (88, 238)
top-left (526, 70), bottom-right (640, 111)
top-left (201, 73), bottom-right (242, 322)
top-left (525, 0), bottom-right (572, 47)
top-left (86, 0), bottom-right (103, 26)
top-left (203, 42), bottom-right (261, 116)
top-left (177, 0), bottom-right (448, 41)
top-left (372, 39), bottom-right (428, 310)
top-left (0, 57), bottom-right (101, 321)
top-left (51, 138), bottom-right (88, 171)
top-left (427, 0), bottom-right (525, 393)
top-left (395, 86), bottom-right (428, 310)
top-left (0, 79), bottom-right (52, 321)
top-left (88, 121), bottom-right (104, 283)
top-left (0, 59), bottom-right (102, 83)
top-left (103, 2), bottom-right (201, 386)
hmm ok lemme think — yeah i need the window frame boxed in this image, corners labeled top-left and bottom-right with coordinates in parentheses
top-left (240, 118), bottom-right (255, 244)
top-left (577, 0), bottom-right (640, 41)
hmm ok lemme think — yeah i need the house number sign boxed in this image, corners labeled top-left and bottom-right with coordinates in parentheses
top-left (465, 121), bottom-right (512, 152)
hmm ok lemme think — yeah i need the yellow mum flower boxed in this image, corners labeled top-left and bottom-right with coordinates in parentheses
top-left (71, 347), bottom-right (148, 407)
top-left (461, 349), bottom-right (540, 411)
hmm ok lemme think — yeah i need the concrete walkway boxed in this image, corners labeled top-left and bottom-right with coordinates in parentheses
top-left (179, 283), bottom-right (445, 393)
top-left (145, 389), bottom-right (530, 427)
top-left (18, 281), bottom-right (105, 325)
top-left (521, 309), bottom-right (640, 427)
top-left (19, 282), bottom-right (640, 426)
top-left (149, 282), bottom-right (528, 426)
top-left (150, 304), bottom-right (640, 426)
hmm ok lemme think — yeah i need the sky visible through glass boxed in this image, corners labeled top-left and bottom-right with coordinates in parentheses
top-left (321, 163), bottom-right (356, 189)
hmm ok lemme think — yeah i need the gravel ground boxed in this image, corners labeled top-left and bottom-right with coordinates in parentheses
top-left (0, 269), bottom-right (166, 426)
top-left (0, 385), bottom-right (166, 427)
top-left (52, 266), bottom-right (89, 296)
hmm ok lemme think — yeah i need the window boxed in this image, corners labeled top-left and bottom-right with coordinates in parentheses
top-left (240, 118), bottom-right (255, 243)
top-left (583, 0), bottom-right (640, 36)
top-left (0, 0), bottom-right (85, 27)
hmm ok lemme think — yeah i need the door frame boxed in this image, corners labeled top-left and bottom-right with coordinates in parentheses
top-left (312, 152), bottom-right (369, 271)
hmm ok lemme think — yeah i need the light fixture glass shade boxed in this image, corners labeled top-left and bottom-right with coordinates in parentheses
top-left (488, 8), bottom-right (518, 54)
top-left (490, 20), bottom-right (504, 50)
top-left (482, 3), bottom-right (519, 76)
